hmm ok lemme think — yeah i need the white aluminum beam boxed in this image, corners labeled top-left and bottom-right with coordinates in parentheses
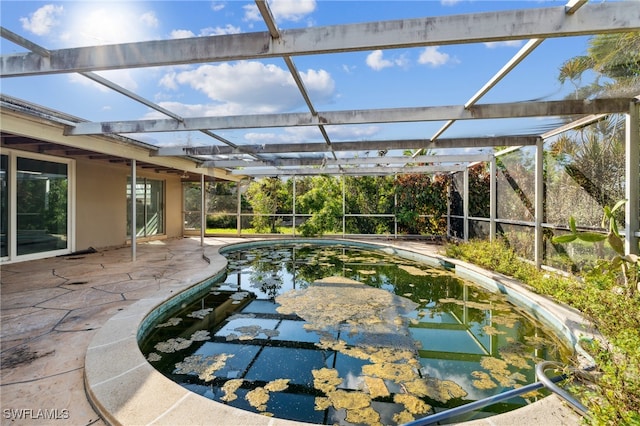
top-left (157, 136), bottom-right (538, 157)
top-left (231, 164), bottom-right (466, 176)
top-left (67, 99), bottom-right (633, 135)
top-left (541, 113), bottom-right (609, 139)
top-left (2, 3), bottom-right (638, 77)
top-left (199, 153), bottom-right (492, 168)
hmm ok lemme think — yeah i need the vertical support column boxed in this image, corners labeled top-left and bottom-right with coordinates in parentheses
top-left (463, 167), bottom-right (469, 241)
top-left (237, 180), bottom-right (242, 236)
top-left (626, 101), bottom-right (639, 255)
top-left (342, 176), bottom-right (346, 237)
top-left (131, 160), bottom-right (136, 262)
top-left (394, 173), bottom-right (398, 239)
top-left (292, 176), bottom-right (297, 237)
top-left (200, 173), bottom-right (205, 247)
top-left (490, 156), bottom-right (497, 242)
top-left (446, 175), bottom-right (451, 239)
top-left (534, 137), bottom-right (544, 268)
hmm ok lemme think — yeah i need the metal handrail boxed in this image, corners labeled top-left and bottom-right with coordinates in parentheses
top-left (536, 361), bottom-right (589, 415)
top-left (403, 361), bottom-right (589, 426)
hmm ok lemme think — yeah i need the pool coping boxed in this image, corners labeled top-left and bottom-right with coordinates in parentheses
top-left (84, 238), bottom-right (592, 425)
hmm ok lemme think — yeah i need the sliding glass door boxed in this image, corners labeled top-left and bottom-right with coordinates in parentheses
top-left (16, 157), bottom-right (69, 255)
top-left (1, 155), bottom-right (8, 258)
top-left (1, 150), bottom-right (73, 262)
top-left (127, 177), bottom-right (164, 237)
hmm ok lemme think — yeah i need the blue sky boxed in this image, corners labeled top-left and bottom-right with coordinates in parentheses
top-left (0, 1), bottom-right (596, 152)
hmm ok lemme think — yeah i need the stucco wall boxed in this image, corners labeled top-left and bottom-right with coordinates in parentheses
top-left (76, 158), bottom-right (184, 251)
top-left (164, 176), bottom-right (184, 238)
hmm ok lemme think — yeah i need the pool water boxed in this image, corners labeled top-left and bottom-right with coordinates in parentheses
top-left (139, 243), bottom-right (572, 425)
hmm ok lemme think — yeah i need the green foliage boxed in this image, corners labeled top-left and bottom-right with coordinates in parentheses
top-left (395, 173), bottom-right (448, 235)
top-left (206, 214), bottom-right (235, 229)
top-left (245, 177), bottom-right (288, 233)
top-left (296, 176), bottom-right (342, 237)
top-left (553, 200), bottom-right (639, 297)
top-left (559, 31), bottom-right (640, 98)
top-left (445, 239), bottom-right (640, 424)
top-left (344, 175), bottom-right (395, 234)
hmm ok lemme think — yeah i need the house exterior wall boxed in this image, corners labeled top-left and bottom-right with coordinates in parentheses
top-left (165, 175), bottom-right (184, 238)
top-left (75, 158), bottom-right (184, 251)
top-left (75, 159), bottom-right (127, 250)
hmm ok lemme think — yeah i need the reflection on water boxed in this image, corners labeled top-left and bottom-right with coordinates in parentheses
top-left (139, 243), bottom-right (572, 425)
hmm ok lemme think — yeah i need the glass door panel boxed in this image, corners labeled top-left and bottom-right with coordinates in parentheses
top-left (16, 157), bottom-right (68, 256)
top-left (1, 155), bottom-right (8, 257)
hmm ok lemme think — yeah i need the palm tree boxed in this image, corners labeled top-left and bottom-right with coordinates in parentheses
top-left (558, 32), bottom-right (640, 98)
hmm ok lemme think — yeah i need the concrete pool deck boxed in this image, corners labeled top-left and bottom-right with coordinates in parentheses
top-left (1, 237), bottom-right (586, 426)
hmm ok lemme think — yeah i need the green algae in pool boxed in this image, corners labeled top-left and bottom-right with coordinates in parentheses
top-left (139, 243), bottom-right (572, 425)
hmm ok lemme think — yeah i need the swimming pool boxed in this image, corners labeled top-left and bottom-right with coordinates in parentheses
top-left (139, 241), bottom-right (572, 425)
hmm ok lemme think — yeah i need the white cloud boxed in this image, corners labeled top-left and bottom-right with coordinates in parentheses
top-left (243, 4), bottom-right (262, 22)
top-left (484, 40), bottom-right (524, 49)
top-left (366, 50), bottom-right (393, 71)
top-left (211, 2), bottom-right (226, 12)
top-left (366, 50), bottom-right (409, 71)
top-left (158, 61), bottom-right (335, 115)
top-left (170, 24), bottom-right (240, 39)
top-left (441, 0), bottom-right (461, 5)
top-left (20, 4), bottom-right (64, 36)
top-left (244, 0), bottom-right (316, 23)
top-left (269, 0), bottom-right (316, 22)
top-left (170, 29), bottom-right (196, 39)
top-left (159, 72), bottom-right (179, 90)
top-left (201, 25), bottom-right (241, 36)
top-left (139, 11), bottom-right (159, 28)
top-left (300, 68), bottom-right (335, 95)
top-left (418, 46), bottom-right (453, 67)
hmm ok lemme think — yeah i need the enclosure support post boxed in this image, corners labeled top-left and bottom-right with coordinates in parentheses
top-left (131, 159), bottom-right (136, 262)
top-left (200, 173), bottom-right (205, 246)
top-left (626, 101), bottom-right (639, 255)
top-left (292, 176), bottom-right (296, 237)
top-left (534, 137), bottom-right (544, 268)
top-left (490, 156), bottom-right (496, 242)
top-left (394, 173), bottom-right (398, 239)
top-left (342, 177), bottom-right (346, 237)
top-left (446, 175), bottom-right (451, 239)
top-left (237, 180), bottom-right (242, 236)
top-left (463, 167), bottom-right (469, 241)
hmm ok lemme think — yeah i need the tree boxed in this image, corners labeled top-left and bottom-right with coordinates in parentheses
top-left (297, 175), bottom-right (342, 237)
top-left (559, 32), bottom-right (640, 98)
top-left (344, 175), bottom-right (395, 234)
top-left (245, 177), bottom-right (288, 233)
top-left (395, 173), bottom-right (448, 235)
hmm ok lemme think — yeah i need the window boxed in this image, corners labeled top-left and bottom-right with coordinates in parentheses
top-left (127, 177), bottom-right (164, 237)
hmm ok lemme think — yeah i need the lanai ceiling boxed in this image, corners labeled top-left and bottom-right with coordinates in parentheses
top-left (1, 0), bottom-right (639, 179)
